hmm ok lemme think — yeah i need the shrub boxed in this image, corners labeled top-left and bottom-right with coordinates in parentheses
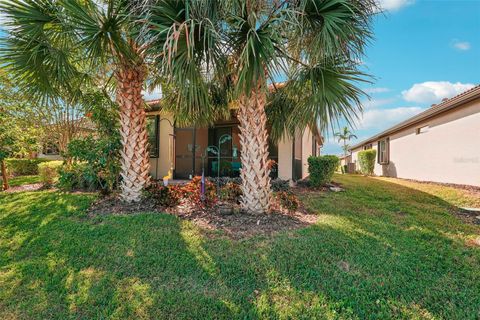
top-left (308, 155), bottom-right (339, 187)
top-left (146, 182), bottom-right (182, 207)
top-left (182, 176), bottom-right (217, 208)
top-left (38, 161), bottom-right (63, 187)
top-left (64, 136), bottom-right (120, 193)
top-left (277, 191), bottom-right (300, 212)
top-left (208, 176), bottom-right (241, 187)
top-left (271, 178), bottom-right (290, 192)
top-left (57, 163), bottom-right (101, 192)
top-left (358, 149), bottom-right (377, 175)
top-left (209, 177), bottom-right (291, 193)
top-left (296, 178), bottom-right (310, 188)
top-left (6, 158), bottom-right (51, 176)
top-left (219, 181), bottom-right (242, 203)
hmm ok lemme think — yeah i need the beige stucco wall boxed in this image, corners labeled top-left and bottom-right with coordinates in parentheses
top-left (148, 111), bottom-right (174, 179)
top-left (277, 128), bottom-right (318, 180)
top-left (351, 99), bottom-right (480, 186)
top-left (277, 136), bottom-right (293, 180)
top-left (301, 129), bottom-right (314, 179)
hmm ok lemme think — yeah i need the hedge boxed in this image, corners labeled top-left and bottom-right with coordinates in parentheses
top-left (358, 149), bottom-right (376, 175)
top-left (38, 161), bottom-right (63, 187)
top-left (308, 155), bottom-right (339, 187)
top-left (5, 158), bottom-right (52, 176)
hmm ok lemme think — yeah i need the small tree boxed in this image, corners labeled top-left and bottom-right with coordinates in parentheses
top-left (0, 71), bottom-right (41, 190)
top-left (35, 97), bottom-right (90, 156)
top-left (335, 127), bottom-right (357, 157)
top-left (0, 110), bottom-right (31, 190)
top-left (342, 144), bottom-right (351, 157)
top-left (358, 149), bottom-right (376, 175)
top-left (0, 128), bottom-right (15, 190)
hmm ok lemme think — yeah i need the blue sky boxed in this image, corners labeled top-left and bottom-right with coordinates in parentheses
top-left (1, 0), bottom-right (478, 154)
top-left (322, 0), bottom-right (480, 155)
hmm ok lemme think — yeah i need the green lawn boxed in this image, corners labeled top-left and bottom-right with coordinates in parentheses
top-left (0, 175), bottom-right (479, 319)
top-left (6, 175), bottom-right (41, 187)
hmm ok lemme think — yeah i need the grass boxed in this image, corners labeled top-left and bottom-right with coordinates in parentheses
top-left (0, 175), bottom-right (479, 319)
top-left (6, 175), bottom-right (41, 187)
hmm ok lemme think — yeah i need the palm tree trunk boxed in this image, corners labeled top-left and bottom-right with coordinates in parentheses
top-left (1, 159), bottom-right (9, 191)
top-left (115, 65), bottom-right (150, 202)
top-left (237, 84), bottom-right (272, 213)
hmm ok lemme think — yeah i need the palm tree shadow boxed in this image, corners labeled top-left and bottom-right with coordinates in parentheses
top-left (0, 192), bottom-right (242, 319)
top-left (2, 178), bottom-right (479, 319)
top-left (258, 176), bottom-right (480, 318)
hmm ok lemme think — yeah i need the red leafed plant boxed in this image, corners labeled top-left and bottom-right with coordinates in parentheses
top-left (181, 176), bottom-right (217, 208)
top-left (146, 181), bottom-right (182, 207)
top-left (276, 191), bottom-right (300, 213)
top-left (219, 181), bottom-right (242, 203)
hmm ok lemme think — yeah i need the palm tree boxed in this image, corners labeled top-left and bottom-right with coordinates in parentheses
top-left (1, 0), bottom-right (154, 202)
top-left (335, 127), bottom-right (357, 157)
top-left (147, 0), bottom-right (376, 212)
top-left (2, 0), bottom-right (375, 211)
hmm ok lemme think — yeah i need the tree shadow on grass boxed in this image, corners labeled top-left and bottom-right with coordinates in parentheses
top-left (0, 191), bottom-right (244, 319)
top-left (1, 176), bottom-right (480, 319)
top-left (262, 175), bottom-right (480, 319)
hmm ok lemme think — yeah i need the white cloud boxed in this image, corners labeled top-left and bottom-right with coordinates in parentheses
top-left (364, 87), bottom-right (390, 94)
top-left (357, 106), bottom-right (424, 129)
top-left (361, 98), bottom-right (395, 109)
top-left (143, 86), bottom-right (162, 101)
top-left (452, 40), bottom-right (471, 51)
top-left (402, 81), bottom-right (475, 104)
top-left (376, 0), bottom-right (414, 11)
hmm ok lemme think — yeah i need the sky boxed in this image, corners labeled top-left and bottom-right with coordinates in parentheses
top-left (322, 0), bottom-right (480, 155)
top-left (1, 0), bottom-right (479, 153)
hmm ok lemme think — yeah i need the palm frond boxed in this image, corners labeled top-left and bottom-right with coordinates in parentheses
top-left (287, 0), bottom-right (377, 63)
top-left (277, 58), bottom-right (370, 139)
top-left (0, 0), bottom-right (142, 102)
top-left (145, 0), bottom-right (228, 125)
top-left (0, 0), bottom-right (82, 96)
top-left (226, 0), bottom-right (286, 95)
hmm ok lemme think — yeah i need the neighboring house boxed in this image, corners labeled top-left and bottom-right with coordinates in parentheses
top-left (339, 154), bottom-right (351, 167)
top-left (145, 100), bottom-right (323, 181)
top-left (38, 117), bottom-right (96, 160)
top-left (38, 142), bottom-right (63, 160)
top-left (349, 85), bottom-right (480, 187)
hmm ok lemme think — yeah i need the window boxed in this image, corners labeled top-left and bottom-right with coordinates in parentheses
top-left (363, 143), bottom-right (372, 150)
top-left (146, 115), bottom-right (159, 158)
top-left (416, 125), bottom-right (429, 134)
top-left (378, 138), bottom-right (389, 164)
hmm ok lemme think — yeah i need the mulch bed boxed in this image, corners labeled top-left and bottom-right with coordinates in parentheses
top-left (454, 208), bottom-right (480, 226)
top-left (3, 183), bottom-right (44, 193)
top-left (87, 196), bottom-right (319, 239)
top-left (87, 196), bottom-right (162, 215)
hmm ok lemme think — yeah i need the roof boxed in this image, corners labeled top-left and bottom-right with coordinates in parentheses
top-left (144, 82), bottom-right (287, 107)
top-left (350, 85), bottom-right (480, 150)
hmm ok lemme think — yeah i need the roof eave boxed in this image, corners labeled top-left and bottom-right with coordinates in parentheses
top-left (349, 85), bottom-right (480, 150)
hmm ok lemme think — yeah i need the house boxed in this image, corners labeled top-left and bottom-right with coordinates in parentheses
top-left (145, 100), bottom-right (322, 181)
top-left (339, 154), bottom-right (355, 173)
top-left (38, 117), bottom-right (96, 160)
top-left (349, 85), bottom-right (480, 187)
